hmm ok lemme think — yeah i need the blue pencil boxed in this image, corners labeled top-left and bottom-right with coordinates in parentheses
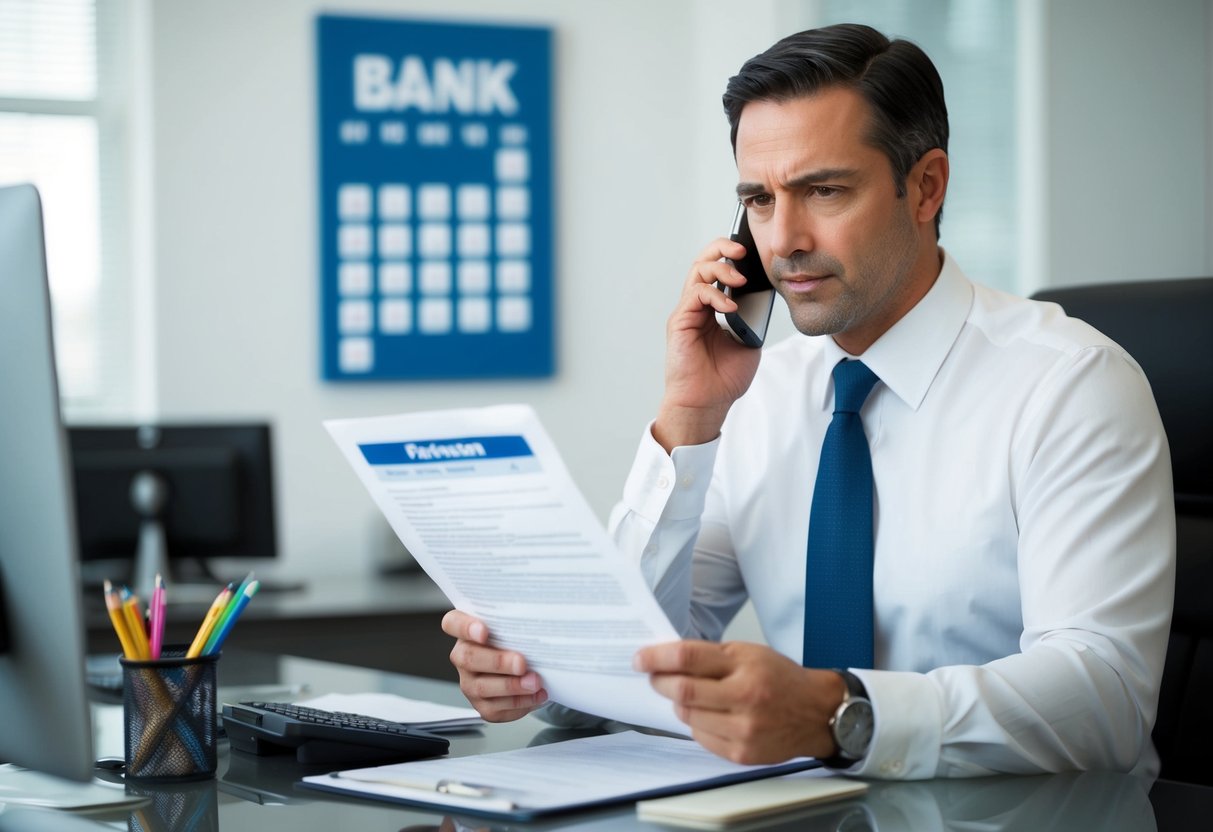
top-left (203, 580), bottom-right (260, 655)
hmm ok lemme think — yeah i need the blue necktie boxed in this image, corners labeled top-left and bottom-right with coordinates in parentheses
top-left (803, 359), bottom-right (880, 669)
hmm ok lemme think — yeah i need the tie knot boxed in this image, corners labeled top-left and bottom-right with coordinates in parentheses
top-left (831, 360), bottom-right (879, 414)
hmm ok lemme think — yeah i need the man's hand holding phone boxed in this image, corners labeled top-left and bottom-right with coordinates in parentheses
top-left (652, 209), bottom-right (769, 453)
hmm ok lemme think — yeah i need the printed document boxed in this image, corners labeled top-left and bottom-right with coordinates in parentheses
top-left (325, 404), bottom-right (685, 733)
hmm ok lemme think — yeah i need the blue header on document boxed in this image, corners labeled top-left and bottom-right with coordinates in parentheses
top-left (359, 435), bottom-right (539, 479)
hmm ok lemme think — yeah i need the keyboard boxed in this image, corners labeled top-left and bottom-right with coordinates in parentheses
top-left (222, 701), bottom-right (450, 765)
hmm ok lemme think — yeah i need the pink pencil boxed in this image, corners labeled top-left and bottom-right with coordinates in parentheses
top-left (149, 573), bottom-right (166, 659)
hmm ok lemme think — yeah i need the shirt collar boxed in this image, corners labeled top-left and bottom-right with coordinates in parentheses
top-left (815, 249), bottom-right (973, 412)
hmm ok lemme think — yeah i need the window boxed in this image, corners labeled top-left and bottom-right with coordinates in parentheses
top-left (0, 0), bottom-right (134, 415)
top-left (814, 0), bottom-right (1019, 292)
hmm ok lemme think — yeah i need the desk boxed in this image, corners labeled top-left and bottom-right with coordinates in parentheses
top-left (84, 573), bottom-right (458, 681)
top-left (75, 651), bottom-right (1213, 831)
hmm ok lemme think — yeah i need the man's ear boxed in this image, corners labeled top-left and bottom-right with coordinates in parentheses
top-left (909, 149), bottom-right (949, 227)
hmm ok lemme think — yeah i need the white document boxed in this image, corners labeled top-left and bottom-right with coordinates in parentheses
top-left (325, 404), bottom-right (685, 734)
top-left (301, 731), bottom-right (817, 819)
top-left (296, 692), bottom-right (483, 732)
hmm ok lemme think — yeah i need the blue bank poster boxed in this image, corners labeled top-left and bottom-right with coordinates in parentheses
top-left (317, 15), bottom-right (553, 380)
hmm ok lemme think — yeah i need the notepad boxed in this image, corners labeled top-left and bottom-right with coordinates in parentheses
top-left (636, 771), bottom-right (868, 829)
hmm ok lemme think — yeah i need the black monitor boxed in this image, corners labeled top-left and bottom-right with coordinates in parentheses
top-left (68, 423), bottom-right (279, 600)
top-left (0, 183), bottom-right (94, 781)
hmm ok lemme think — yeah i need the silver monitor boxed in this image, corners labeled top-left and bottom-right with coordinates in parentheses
top-left (0, 183), bottom-right (94, 781)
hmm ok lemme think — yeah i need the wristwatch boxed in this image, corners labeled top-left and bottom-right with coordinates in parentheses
top-left (823, 670), bottom-right (874, 767)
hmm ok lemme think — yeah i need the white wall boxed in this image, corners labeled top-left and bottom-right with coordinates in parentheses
top-left (142, 1), bottom-right (1213, 593)
top-left (145, 0), bottom-right (791, 580)
top-left (1034, 0), bottom-right (1209, 289)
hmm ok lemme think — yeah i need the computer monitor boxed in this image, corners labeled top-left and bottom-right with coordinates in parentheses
top-left (68, 423), bottom-right (279, 600)
top-left (0, 183), bottom-right (95, 781)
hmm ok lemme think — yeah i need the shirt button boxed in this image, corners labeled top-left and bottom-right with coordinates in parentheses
top-left (679, 474), bottom-right (694, 488)
top-left (655, 476), bottom-right (670, 490)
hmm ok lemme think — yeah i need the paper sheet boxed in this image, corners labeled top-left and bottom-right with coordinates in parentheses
top-left (296, 692), bottom-right (483, 731)
top-left (325, 405), bottom-right (685, 734)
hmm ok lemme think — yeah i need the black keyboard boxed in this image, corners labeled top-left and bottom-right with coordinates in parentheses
top-left (222, 701), bottom-right (450, 765)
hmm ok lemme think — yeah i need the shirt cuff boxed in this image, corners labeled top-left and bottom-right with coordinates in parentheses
top-left (847, 669), bottom-right (943, 780)
top-left (620, 421), bottom-right (719, 523)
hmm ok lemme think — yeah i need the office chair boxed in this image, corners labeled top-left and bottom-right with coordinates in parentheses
top-left (1031, 277), bottom-right (1213, 786)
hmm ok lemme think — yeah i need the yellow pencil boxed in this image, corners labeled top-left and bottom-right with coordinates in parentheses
top-left (186, 585), bottom-right (232, 658)
top-left (103, 580), bottom-right (139, 659)
top-left (122, 590), bottom-right (151, 660)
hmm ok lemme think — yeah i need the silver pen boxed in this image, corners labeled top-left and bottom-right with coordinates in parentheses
top-left (329, 771), bottom-right (517, 810)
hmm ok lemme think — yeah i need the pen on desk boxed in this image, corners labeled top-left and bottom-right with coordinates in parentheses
top-left (186, 584), bottom-right (232, 658)
top-left (204, 579), bottom-right (260, 655)
top-left (103, 580), bottom-right (139, 659)
top-left (149, 573), bottom-right (165, 660)
top-left (121, 587), bottom-right (151, 660)
top-left (329, 772), bottom-right (517, 809)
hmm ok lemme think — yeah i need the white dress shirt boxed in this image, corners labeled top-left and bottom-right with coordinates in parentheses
top-left (610, 252), bottom-right (1176, 779)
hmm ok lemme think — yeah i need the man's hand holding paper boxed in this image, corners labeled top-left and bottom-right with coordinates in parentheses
top-left (325, 404), bottom-right (686, 735)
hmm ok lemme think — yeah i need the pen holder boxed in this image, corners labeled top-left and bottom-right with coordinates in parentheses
top-left (121, 646), bottom-right (220, 782)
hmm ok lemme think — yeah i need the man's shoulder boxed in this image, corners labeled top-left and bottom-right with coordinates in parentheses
top-left (966, 281), bottom-right (1126, 361)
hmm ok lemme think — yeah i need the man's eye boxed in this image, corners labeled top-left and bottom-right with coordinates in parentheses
top-left (812, 186), bottom-right (841, 198)
top-left (743, 194), bottom-right (774, 208)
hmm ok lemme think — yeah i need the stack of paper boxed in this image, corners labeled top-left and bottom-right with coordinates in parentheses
top-left (295, 692), bottom-right (483, 732)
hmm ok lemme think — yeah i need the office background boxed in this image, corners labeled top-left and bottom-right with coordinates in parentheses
top-left (3, 0), bottom-right (1210, 637)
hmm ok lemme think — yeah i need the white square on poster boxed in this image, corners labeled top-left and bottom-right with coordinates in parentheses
top-left (379, 298), bottom-right (412, 334)
top-left (338, 224), bottom-right (372, 259)
top-left (338, 183), bottom-right (372, 220)
top-left (457, 224), bottom-right (491, 258)
top-left (419, 261), bottom-right (452, 295)
top-left (338, 337), bottom-right (373, 372)
top-left (458, 297), bottom-right (492, 333)
top-left (419, 223), bottom-right (452, 259)
top-left (495, 148), bottom-right (529, 182)
top-left (458, 261), bottom-right (491, 295)
top-left (379, 184), bottom-right (411, 221)
top-left (378, 224), bottom-right (411, 258)
top-left (338, 299), bottom-right (373, 335)
top-left (418, 183), bottom-right (452, 219)
top-left (496, 260), bottom-right (531, 293)
top-left (419, 298), bottom-right (453, 333)
top-left (496, 186), bottom-right (529, 220)
top-left (338, 261), bottom-right (372, 296)
top-left (497, 296), bottom-right (532, 332)
top-left (496, 223), bottom-right (530, 257)
top-left (456, 184), bottom-right (491, 220)
top-left (378, 262), bottom-right (412, 295)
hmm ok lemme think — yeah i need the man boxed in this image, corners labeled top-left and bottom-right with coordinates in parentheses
top-left (443, 24), bottom-right (1175, 779)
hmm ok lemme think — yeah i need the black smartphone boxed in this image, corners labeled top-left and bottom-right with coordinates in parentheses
top-left (715, 203), bottom-right (775, 348)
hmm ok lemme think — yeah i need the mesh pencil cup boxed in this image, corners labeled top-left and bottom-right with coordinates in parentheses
top-left (120, 646), bottom-right (220, 782)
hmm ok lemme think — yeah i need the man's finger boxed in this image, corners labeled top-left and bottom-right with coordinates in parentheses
top-left (634, 639), bottom-right (735, 677)
top-left (450, 638), bottom-right (528, 676)
top-left (441, 609), bottom-right (489, 643)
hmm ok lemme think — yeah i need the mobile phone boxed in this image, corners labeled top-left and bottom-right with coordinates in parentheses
top-left (715, 203), bottom-right (775, 348)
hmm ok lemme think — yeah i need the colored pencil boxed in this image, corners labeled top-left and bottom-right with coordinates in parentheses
top-left (103, 580), bottom-right (139, 659)
top-left (186, 584), bottom-right (232, 658)
top-left (204, 580), bottom-right (260, 655)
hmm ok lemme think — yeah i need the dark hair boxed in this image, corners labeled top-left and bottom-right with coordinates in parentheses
top-left (723, 24), bottom-right (949, 236)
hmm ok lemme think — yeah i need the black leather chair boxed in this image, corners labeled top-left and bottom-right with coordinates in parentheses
top-left (1031, 277), bottom-right (1213, 785)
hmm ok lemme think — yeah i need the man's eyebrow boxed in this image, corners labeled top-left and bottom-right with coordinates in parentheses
top-left (735, 168), bottom-right (861, 198)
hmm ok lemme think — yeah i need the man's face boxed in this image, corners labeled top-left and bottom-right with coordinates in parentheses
top-left (734, 88), bottom-right (932, 354)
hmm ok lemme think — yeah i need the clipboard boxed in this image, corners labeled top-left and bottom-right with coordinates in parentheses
top-left (299, 731), bottom-right (820, 821)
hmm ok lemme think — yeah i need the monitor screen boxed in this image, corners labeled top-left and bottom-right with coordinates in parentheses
top-left (68, 423), bottom-right (278, 596)
top-left (0, 183), bottom-right (95, 781)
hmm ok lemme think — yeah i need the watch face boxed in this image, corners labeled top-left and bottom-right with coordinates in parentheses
top-left (835, 699), bottom-right (874, 758)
